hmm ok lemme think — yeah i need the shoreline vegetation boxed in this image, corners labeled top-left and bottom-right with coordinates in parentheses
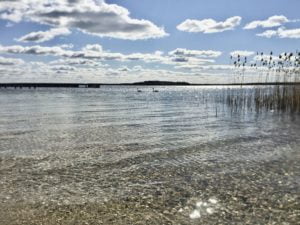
top-left (226, 51), bottom-right (300, 113)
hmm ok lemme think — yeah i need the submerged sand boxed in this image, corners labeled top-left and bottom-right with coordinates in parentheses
top-left (0, 145), bottom-right (299, 225)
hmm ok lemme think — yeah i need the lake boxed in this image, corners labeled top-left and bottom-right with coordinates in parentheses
top-left (0, 86), bottom-right (299, 224)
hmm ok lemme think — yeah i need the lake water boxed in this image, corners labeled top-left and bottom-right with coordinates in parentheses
top-left (0, 86), bottom-right (299, 224)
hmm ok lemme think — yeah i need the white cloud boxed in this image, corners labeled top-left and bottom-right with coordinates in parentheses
top-left (125, 52), bottom-right (164, 62)
top-left (257, 27), bottom-right (300, 39)
top-left (118, 66), bottom-right (130, 72)
top-left (0, 56), bottom-right (24, 65)
top-left (177, 16), bottom-right (241, 33)
top-left (132, 65), bottom-right (143, 71)
top-left (0, 45), bottom-right (73, 57)
top-left (50, 58), bottom-right (103, 66)
top-left (0, 44), bottom-right (126, 61)
top-left (173, 57), bottom-right (215, 65)
top-left (256, 30), bottom-right (278, 38)
top-left (167, 48), bottom-right (221, 67)
top-left (82, 44), bottom-right (103, 52)
top-left (154, 50), bottom-right (164, 56)
top-left (58, 44), bottom-right (74, 49)
top-left (16, 28), bottom-right (71, 43)
top-left (278, 28), bottom-right (300, 38)
top-left (169, 48), bottom-right (222, 58)
top-left (0, 1), bottom-right (28, 22)
top-left (230, 51), bottom-right (255, 57)
top-left (244, 15), bottom-right (289, 29)
top-left (0, 0), bottom-right (168, 40)
top-left (51, 65), bottom-right (76, 72)
top-left (174, 64), bottom-right (200, 70)
top-left (175, 64), bottom-right (236, 73)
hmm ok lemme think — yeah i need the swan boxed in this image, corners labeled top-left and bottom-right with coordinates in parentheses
top-left (152, 88), bottom-right (159, 92)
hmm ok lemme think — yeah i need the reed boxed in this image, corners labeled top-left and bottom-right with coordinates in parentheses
top-left (226, 51), bottom-right (300, 114)
top-left (224, 85), bottom-right (300, 114)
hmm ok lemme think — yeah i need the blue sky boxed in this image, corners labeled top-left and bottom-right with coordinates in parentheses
top-left (0, 0), bottom-right (300, 83)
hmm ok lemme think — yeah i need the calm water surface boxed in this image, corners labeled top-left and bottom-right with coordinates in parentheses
top-left (0, 86), bottom-right (299, 224)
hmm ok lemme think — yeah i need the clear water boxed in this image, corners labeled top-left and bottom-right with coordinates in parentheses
top-left (0, 86), bottom-right (299, 224)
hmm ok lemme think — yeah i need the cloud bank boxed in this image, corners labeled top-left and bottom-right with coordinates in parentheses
top-left (0, 44), bottom-right (222, 69)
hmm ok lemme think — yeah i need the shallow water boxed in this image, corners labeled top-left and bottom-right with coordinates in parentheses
top-left (0, 86), bottom-right (299, 224)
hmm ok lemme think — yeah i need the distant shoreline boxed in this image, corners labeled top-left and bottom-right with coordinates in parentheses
top-left (0, 81), bottom-right (300, 88)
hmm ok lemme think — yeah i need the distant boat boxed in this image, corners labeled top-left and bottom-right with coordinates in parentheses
top-left (152, 88), bottom-right (159, 92)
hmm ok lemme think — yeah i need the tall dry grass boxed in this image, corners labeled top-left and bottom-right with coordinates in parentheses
top-left (226, 51), bottom-right (300, 114)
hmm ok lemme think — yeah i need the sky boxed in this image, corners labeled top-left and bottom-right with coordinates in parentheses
top-left (0, 0), bottom-right (300, 83)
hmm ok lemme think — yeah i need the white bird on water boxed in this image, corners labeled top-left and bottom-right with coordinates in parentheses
top-left (152, 88), bottom-right (159, 92)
